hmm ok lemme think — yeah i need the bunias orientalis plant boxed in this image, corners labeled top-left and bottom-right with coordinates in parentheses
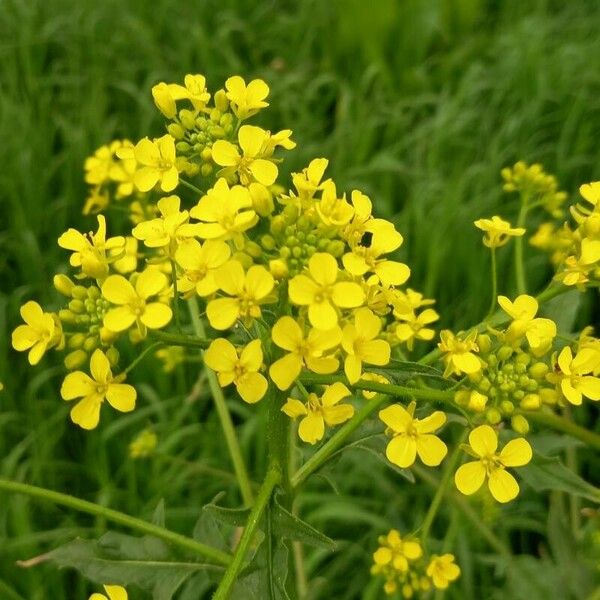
top-left (6, 73), bottom-right (600, 599)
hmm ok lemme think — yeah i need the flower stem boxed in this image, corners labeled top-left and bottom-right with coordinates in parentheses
top-left (122, 341), bottom-right (164, 375)
top-left (149, 330), bottom-right (210, 348)
top-left (170, 259), bottom-right (182, 331)
top-left (187, 297), bottom-right (254, 506)
top-left (525, 410), bottom-right (600, 451)
top-left (212, 465), bottom-right (281, 600)
top-left (514, 197), bottom-right (529, 295)
top-left (179, 178), bottom-right (205, 196)
top-left (485, 247), bottom-right (498, 320)
top-left (0, 478), bottom-right (230, 566)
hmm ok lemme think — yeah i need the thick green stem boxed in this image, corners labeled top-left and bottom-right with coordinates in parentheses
top-left (188, 297), bottom-right (254, 506)
top-left (525, 410), bottom-right (600, 451)
top-left (149, 330), bottom-right (210, 348)
top-left (0, 478), bottom-right (230, 566)
top-left (212, 466), bottom-right (281, 600)
top-left (514, 198), bottom-right (529, 295)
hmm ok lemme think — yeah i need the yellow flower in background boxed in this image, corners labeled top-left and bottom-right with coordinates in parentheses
top-left (426, 554), bottom-right (461, 589)
top-left (342, 221), bottom-right (410, 287)
top-left (438, 330), bottom-right (481, 377)
top-left (549, 346), bottom-right (600, 405)
top-left (204, 338), bottom-right (268, 403)
top-left (102, 269), bottom-right (172, 335)
top-left (474, 216), bottom-right (525, 248)
top-left (129, 429), bottom-right (158, 459)
top-left (155, 345), bottom-right (184, 373)
top-left (498, 294), bottom-right (556, 355)
top-left (133, 135), bottom-right (179, 192)
top-left (379, 403), bottom-right (447, 468)
top-left (58, 215), bottom-right (125, 280)
top-left (225, 75), bottom-right (269, 119)
top-left (372, 529), bottom-right (422, 577)
top-left (175, 239), bottom-right (231, 297)
top-left (212, 125), bottom-right (278, 186)
top-left (282, 382), bottom-right (354, 444)
top-left (454, 424), bottom-right (532, 503)
top-left (61, 349), bottom-right (136, 430)
top-left (341, 308), bottom-right (390, 383)
top-left (395, 308), bottom-right (439, 350)
top-left (288, 253), bottom-right (364, 330)
top-left (190, 178), bottom-right (258, 242)
top-left (269, 317), bottom-right (341, 390)
top-left (206, 261), bottom-right (274, 330)
top-left (132, 195), bottom-right (202, 255)
top-left (12, 301), bottom-right (62, 365)
top-left (89, 585), bottom-right (128, 600)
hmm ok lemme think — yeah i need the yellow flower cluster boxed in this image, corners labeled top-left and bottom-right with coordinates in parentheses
top-left (371, 529), bottom-right (460, 596)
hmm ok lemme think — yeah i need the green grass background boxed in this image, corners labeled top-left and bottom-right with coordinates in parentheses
top-left (1, 0), bottom-right (600, 598)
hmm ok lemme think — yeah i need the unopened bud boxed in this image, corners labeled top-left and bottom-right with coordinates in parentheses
top-left (511, 414), bottom-right (530, 434)
top-left (53, 274), bottom-right (75, 297)
top-left (64, 350), bottom-right (87, 370)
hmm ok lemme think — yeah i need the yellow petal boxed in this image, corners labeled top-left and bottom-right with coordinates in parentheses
top-left (579, 376), bottom-right (600, 400)
top-left (218, 260), bottom-right (245, 296)
top-left (416, 434), bottom-right (448, 466)
top-left (298, 412), bottom-right (325, 444)
top-left (12, 324), bottom-right (37, 351)
top-left (359, 339), bottom-right (391, 366)
top-left (374, 261), bottom-right (410, 286)
top-left (272, 316), bottom-right (303, 351)
top-left (206, 297), bottom-right (240, 330)
top-left (236, 372), bottom-right (268, 403)
top-left (104, 306), bottom-right (137, 332)
top-left (557, 346), bottom-right (573, 375)
top-left (248, 159), bottom-right (278, 186)
top-left (309, 300), bottom-right (338, 331)
top-left (323, 403), bottom-right (354, 426)
top-left (288, 275), bottom-right (318, 305)
top-left (20, 300), bottom-right (44, 326)
top-left (307, 325), bottom-right (342, 352)
top-left (238, 125), bottom-right (266, 156)
top-left (245, 265), bottom-right (274, 299)
top-left (331, 282), bottom-right (365, 308)
top-left (454, 461), bottom-right (486, 495)
top-left (488, 468), bottom-right (519, 503)
top-left (239, 339), bottom-right (263, 371)
top-left (282, 398), bottom-right (308, 418)
top-left (160, 166), bottom-right (179, 192)
top-left (136, 269), bottom-right (167, 299)
top-left (468, 424), bottom-right (498, 457)
top-left (308, 253), bottom-right (338, 286)
top-left (106, 383), bottom-right (137, 412)
top-left (343, 354), bottom-right (362, 384)
top-left (269, 353), bottom-right (302, 391)
top-left (353, 307), bottom-right (381, 339)
top-left (102, 275), bottom-right (137, 305)
top-left (105, 585), bottom-right (128, 600)
top-left (140, 303), bottom-right (172, 329)
top-left (321, 382), bottom-right (351, 407)
top-left (90, 349), bottom-right (111, 383)
top-left (415, 411), bottom-right (446, 434)
top-left (212, 140), bottom-right (240, 167)
top-left (61, 371), bottom-right (95, 400)
top-left (204, 338), bottom-right (238, 372)
top-left (386, 435), bottom-right (417, 468)
top-left (134, 167), bottom-right (160, 192)
top-left (499, 438), bottom-right (532, 467)
top-left (70, 395), bottom-right (102, 430)
top-left (379, 404), bottom-right (412, 433)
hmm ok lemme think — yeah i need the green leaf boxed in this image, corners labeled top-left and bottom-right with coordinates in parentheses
top-left (520, 455), bottom-right (600, 502)
top-left (152, 499), bottom-right (166, 528)
top-left (41, 533), bottom-right (222, 600)
top-left (272, 493), bottom-right (336, 550)
top-left (203, 503), bottom-right (250, 527)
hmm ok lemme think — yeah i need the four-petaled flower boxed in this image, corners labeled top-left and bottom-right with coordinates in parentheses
top-left (288, 253), bottom-right (365, 330)
top-left (438, 330), bottom-right (481, 377)
top-left (282, 382), bottom-right (355, 444)
top-left (454, 424), bottom-right (532, 503)
top-left (426, 554), bottom-right (461, 590)
top-left (212, 125), bottom-right (279, 186)
top-left (203, 338), bottom-right (268, 403)
top-left (341, 307), bottom-right (391, 383)
top-left (12, 301), bottom-right (62, 365)
top-left (206, 260), bottom-right (274, 330)
top-left (548, 346), bottom-right (600, 405)
top-left (61, 349), bottom-right (136, 430)
top-left (474, 216), bottom-right (525, 248)
top-left (395, 307), bottom-right (439, 350)
top-left (225, 76), bottom-right (269, 120)
top-left (132, 134), bottom-right (179, 192)
top-left (175, 239), bottom-right (231, 297)
top-left (379, 402), bottom-right (448, 468)
top-left (102, 268), bottom-right (172, 335)
top-left (269, 317), bottom-right (341, 390)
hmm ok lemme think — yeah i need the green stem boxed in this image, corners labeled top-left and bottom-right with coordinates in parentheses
top-left (525, 411), bottom-right (600, 451)
top-left (514, 198), bottom-right (529, 295)
top-left (188, 297), bottom-right (254, 506)
top-left (170, 259), bottom-right (182, 331)
top-left (0, 478), bottom-right (230, 566)
top-left (149, 330), bottom-right (210, 348)
top-left (179, 178), bottom-right (205, 196)
top-left (212, 466), bottom-right (281, 600)
top-left (299, 373), bottom-right (454, 404)
top-left (485, 247), bottom-right (498, 320)
top-left (292, 394), bottom-right (389, 488)
top-left (419, 432), bottom-right (467, 543)
top-left (122, 341), bottom-right (164, 375)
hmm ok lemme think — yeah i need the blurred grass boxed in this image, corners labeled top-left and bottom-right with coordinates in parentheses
top-left (1, 0), bottom-right (600, 598)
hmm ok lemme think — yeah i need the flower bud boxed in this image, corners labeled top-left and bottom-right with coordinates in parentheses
top-left (520, 393), bottom-right (541, 410)
top-left (68, 299), bottom-right (85, 314)
top-left (500, 400), bottom-right (514, 415)
top-left (214, 89), bottom-right (229, 113)
top-left (497, 345), bottom-right (514, 361)
top-left (539, 388), bottom-right (559, 405)
top-left (83, 337), bottom-right (98, 352)
top-left (249, 183), bottom-right (274, 217)
top-left (176, 141), bottom-right (191, 153)
top-left (67, 333), bottom-right (86, 349)
top-left (477, 334), bottom-right (492, 354)
top-left (54, 274), bottom-right (75, 297)
top-left (269, 259), bottom-right (288, 279)
top-left (179, 109), bottom-right (196, 130)
top-left (167, 123), bottom-right (186, 140)
top-left (468, 390), bottom-right (488, 412)
top-left (486, 407), bottom-right (502, 424)
top-left (529, 362), bottom-right (549, 379)
top-left (64, 350), bottom-right (88, 370)
top-left (152, 83), bottom-right (177, 119)
top-left (511, 414), bottom-right (530, 434)
top-left (106, 346), bottom-right (120, 367)
top-left (71, 286), bottom-right (88, 300)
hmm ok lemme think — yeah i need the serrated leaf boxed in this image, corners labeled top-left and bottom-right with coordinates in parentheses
top-left (273, 493), bottom-right (336, 550)
top-left (41, 533), bottom-right (222, 600)
top-left (203, 503), bottom-right (250, 527)
top-left (520, 455), bottom-right (600, 502)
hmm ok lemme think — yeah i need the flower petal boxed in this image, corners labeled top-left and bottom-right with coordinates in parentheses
top-left (236, 372), bottom-right (268, 403)
top-left (385, 435), bottom-right (417, 468)
top-left (272, 316), bottom-right (303, 351)
top-left (61, 371), bottom-right (95, 400)
top-left (269, 353), bottom-right (302, 391)
top-left (454, 461), bottom-right (486, 495)
top-left (102, 275), bottom-right (137, 305)
top-left (204, 338), bottom-right (238, 372)
top-left (468, 424), bottom-right (498, 457)
top-left (207, 297), bottom-right (240, 330)
top-left (70, 395), bottom-right (102, 430)
top-left (140, 303), bottom-right (172, 329)
top-left (499, 438), bottom-right (532, 467)
top-left (298, 412), bottom-right (325, 444)
top-left (416, 434), bottom-right (448, 466)
top-left (106, 383), bottom-right (137, 412)
top-left (90, 349), bottom-right (111, 383)
top-left (379, 404), bottom-right (412, 433)
top-left (104, 307), bottom-right (137, 333)
top-left (488, 468), bottom-right (520, 503)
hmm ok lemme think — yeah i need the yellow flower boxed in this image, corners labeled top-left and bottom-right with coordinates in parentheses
top-left (548, 346), bottom-right (600, 405)
top-left (206, 260), bottom-right (274, 330)
top-left (269, 317), bottom-right (341, 390)
top-left (288, 253), bottom-right (365, 330)
top-left (372, 529), bottom-right (422, 575)
top-left (204, 338), bottom-right (268, 403)
top-left (342, 221), bottom-right (410, 287)
top-left (438, 330), bottom-right (481, 377)
top-left (282, 382), bottom-right (354, 444)
top-left (84, 140), bottom-right (130, 186)
top-left (61, 349), bottom-right (136, 430)
top-left (89, 585), bottom-right (128, 600)
top-left (289, 158), bottom-right (330, 207)
top-left (12, 301), bottom-right (62, 365)
top-left (225, 76), bottom-right (269, 119)
top-left (315, 181), bottom-right (354, 227)
top-left (101, 269), bottom-right (172, 335)
top-left (175, 239), bottom-right (231, 297)
top-left (190, 178), bottom-right (258, 242)
top-left (341, 308), bottom-right (391, 383)
top-left (129, 429), bottom-right (158, 459)
top-left (58, 215), bottom-right (125, 280)
top-left (474, 216), bottom-right (526, 248)
top-left (132, 135), bottom-right (179, 192)
top-left (454, 424), bottom-right (532, 503)
top-left (379, 403), bottom-right (447, 468)
top-left (395, 308), bottom-right (439, 350)
top-left (360, 372), bottom-right (390, 399)
top-left (498, 294), bottom-right (556, 355)
top-left (426, 554), bottom-right (460, 589)
top-left (212, 125), bottom-right (278, 186)
top-left (111, 237), bottom-right (138, 274)
top-left (152, 74), bottom-right (210, 117)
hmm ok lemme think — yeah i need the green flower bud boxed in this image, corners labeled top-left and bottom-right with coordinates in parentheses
top-left (167, 123), bottom-right (186, 140)
top-left (83, 337), bottom-right (98, 352)
top-left (201, 163), bottom-right (213, 177)
top-left (327, 240), bottom-right (345, 257)
top-left (497, 346), bottom-right (513, 361)
top-left (220, 113), bottom-right (234, 128)
top-left (69, 299), bottom-right (85, 314)
top-left (209, 108), bottom-right (221, 123)
top-left (87, 286), bottom-right (100, 300)
top-left (292, 246), bottom-right (302, 258)
top-left (54, 274), bottom-right (75, 297)
top-left (179, 109), bottom-right (196, 130)
top-left (67, 333), bottom-right (86, 349)
top-left (500, 400), bottom-right (514, 415)
top-left (244, 240), bottom-right (262, 258)
top-left (196, 117), bottom-right (208, 130)
top-left (208, 125), bottom-right (225, 139)
top-left (454, 390), bottom-right (470, 406)
top-left (520, 393), bottom-right (541, 410)
top-left (106, 346), bottom-right (120, 367)
top-left (486, 408), bottom-right (502, 424)
top-left (176, 141), bottom-right (191, 152)
top-left (261, 235), bottom-right (276, 250)
top-left (71, 286), bottom-right (88, 300)
top-left (477, 334), bottom-right (492, 354)
top-left (511, 414), bottom-right (530, 434)
top-left (201, 147), bottom-right (212, 161)
top-left (59, 309), bottom-right (76, 323)
top-left (539, 388), bottom-right (559, 405)
top-left (270, 216), bottom-right (286, 235)
top-left (513, 390), bottom-right (525, 401)
top-left (64, 350), bottom-right (87, 370)
top-left (529, 362), bottom-right (549, 379)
